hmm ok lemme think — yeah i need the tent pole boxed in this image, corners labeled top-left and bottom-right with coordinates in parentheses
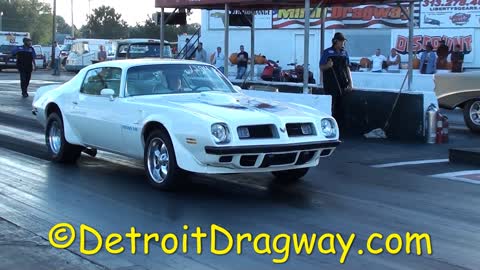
top-left (250, 13), bottom-right (255, 81)
top-left (160, 8), bottom-right (165, 58)
top-left (224, 4), bottom-right (230, 78)
top-left (408, 1), bottom-right (414, 91)
top-left (303, 0), bottom-right (310, 94)
top-left (320, 4), bottom-right (326, 87)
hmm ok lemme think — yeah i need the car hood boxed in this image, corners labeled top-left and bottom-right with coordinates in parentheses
top-left (129, 91), bottom-right (326, 123)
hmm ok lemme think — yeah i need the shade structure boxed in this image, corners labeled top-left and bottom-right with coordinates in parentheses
top-left (155, 0), bottom-right (419, 92)
top-left (155, 0), bottom-right (418, 9)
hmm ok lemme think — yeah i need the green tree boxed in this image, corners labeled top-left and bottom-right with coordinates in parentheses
top-left (128, 16), bottom-right (200, 42)
top-left (0, 0), bottom-right (73, 44)
top-left (85, 5), bottom-right (128, 39)
top-left (56, 16), bottom-right (72, 35)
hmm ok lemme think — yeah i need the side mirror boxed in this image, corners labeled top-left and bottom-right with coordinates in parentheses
top-left (100, 88), bottom-right (115, 98)
top-left (233, 85), bottom-right (243, 92)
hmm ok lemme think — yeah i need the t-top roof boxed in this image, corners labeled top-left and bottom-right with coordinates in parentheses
top-left (155, 0), bottom-right (418, 9)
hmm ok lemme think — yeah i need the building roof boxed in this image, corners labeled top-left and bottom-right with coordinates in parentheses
top-left (155, 0), bottom-right (418, 9)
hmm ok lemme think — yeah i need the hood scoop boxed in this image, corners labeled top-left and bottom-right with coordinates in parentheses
top-left (198, 92), bottom-right (244, 107)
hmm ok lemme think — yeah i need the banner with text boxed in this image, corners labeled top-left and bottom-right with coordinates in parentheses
top-left (272, 4), bottom-right (420, 29)
top-left (391, 28), bottom-right (474, 62)
top-left (420, 0), bottom-right (480, 28)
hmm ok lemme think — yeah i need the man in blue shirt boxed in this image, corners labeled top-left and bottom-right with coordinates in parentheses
top-left (11, 37), bottom-right (36, 97)
top-left (420, 43), bottom-right (437, 74)
top-left (319, 32), bottom-right (352, 129)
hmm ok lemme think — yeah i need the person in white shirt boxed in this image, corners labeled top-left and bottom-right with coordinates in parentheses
top-left (211, 46), bottom-right (225, 74)
top-left (386, 48), bottom-right (401, 71)
top-left (52, 41), bottom-right (61, 75)
top-left (370, 48), bottom-right (387, 72)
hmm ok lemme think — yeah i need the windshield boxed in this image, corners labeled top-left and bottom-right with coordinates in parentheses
top-left (62, 44), bottom-right (71, 51)
top-left (0, 45), bottom-right (16, 54)
top-left (126, 64), bottom-right (235, 97)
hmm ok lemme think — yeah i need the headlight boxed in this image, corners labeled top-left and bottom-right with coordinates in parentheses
top-left (211, 123), bottom-right (230, 144)
top-left (321, 119), bottom-right (336, 138)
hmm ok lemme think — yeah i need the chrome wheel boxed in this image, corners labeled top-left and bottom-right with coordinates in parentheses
top-left (48, 120), bottom-right (62, 154)
top-left (470, 101), bottom-right (480, 125)
top-left (147, 138), bottom-right (169, 183)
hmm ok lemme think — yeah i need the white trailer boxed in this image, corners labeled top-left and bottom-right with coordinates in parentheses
top-left (65, 39), bottom-right (114, 72)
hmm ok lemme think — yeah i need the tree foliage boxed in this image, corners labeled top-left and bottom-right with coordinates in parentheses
top-left (85, 5), bottom-right (128, 39)
top-left (0, 1), bottom-right (200, 44)
top-left (0, 0), bottom-right (75, 44)
top-left (128, 17), bottom-right (200, 42)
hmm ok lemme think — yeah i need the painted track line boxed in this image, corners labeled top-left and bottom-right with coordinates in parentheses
top-left (371, 159), bottom-right (449, 168)
top-left (0, 124), bottom-right (143, 168)
top-left (430, 170), bottom-right (480, 185)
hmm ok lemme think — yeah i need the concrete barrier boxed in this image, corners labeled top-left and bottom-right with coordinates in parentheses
top-left (233, 79), bottom-right (439, 142)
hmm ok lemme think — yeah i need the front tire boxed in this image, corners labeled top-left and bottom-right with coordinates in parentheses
top-left (464, 99), bottom-right (480, 133)
top-left (271, 168), bottom-right (309, 183)
top-left (45, 112), bottom-right (83, 163)
top-left (144, 129), bottom-right (183, 190)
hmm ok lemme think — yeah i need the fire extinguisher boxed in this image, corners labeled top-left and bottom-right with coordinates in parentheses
top-left (442, 114), bottom-right (449, 143)
top-left (425, 104), bottom-right (438, 144)
top-left (435, 113), bottom-right (449, 144)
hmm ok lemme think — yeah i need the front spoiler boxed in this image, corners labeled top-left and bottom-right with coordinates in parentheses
top-left (205, 140), bottom-right (341, 155)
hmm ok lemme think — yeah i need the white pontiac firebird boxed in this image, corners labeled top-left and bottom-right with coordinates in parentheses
top-left (32, 59), bottom-right (340, 190)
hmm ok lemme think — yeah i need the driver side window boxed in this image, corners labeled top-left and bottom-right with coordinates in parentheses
top-left (81, 67), bottom-right (122, 96)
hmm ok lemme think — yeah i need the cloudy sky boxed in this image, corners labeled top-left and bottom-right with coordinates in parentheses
top-left (41, 0), bottom-right (201, 27)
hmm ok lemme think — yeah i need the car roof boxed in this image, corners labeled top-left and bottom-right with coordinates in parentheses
top-left (86, 58), bottom-right (210, 70)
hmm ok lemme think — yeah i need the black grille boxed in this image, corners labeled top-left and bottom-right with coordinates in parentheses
top-left (320, 149), bottom-right (332, 157)
top-left (260, 153), bottom-right (297, 168)
top-left (240, 155), bottom-right (258, 167)
top-left (219, 156), bottom-right (233, 163)
top-left (295, 151), bottom-right (317, 165)
top-left (238, 125), bottom-right (274, 139)
top-left (286, 123), bottom-right (315, 137)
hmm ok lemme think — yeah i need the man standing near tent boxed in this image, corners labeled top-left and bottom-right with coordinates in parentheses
top-left (236, 45), bottom-right (249, 79)
top-left (320, 32), bottom-right (352, 130)
top-left (212, 46), bottom-right (225, 74)
top-left (11, 37), bottom-right (36, 98)
top-left (195, 42), bottom-right (208, 63)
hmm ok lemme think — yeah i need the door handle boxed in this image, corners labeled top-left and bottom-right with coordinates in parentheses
top-left (72, 101), bottom-right (78, 105)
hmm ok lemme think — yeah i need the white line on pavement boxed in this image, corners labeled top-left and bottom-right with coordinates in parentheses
top-left (0, 80), bottom-right (58, 84)
top-left (0, 124), bottom-right (44, 144)
top-left (430, 170), bottom-right (480, 185)
top-left (371, 159), bottom-right (450, 168)
top-left (0, 123), bottom-right (143, 169)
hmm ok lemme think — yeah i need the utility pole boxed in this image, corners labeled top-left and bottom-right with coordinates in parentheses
top-left (51, 0), bottom-right (57, 69)
top-left (71, 0), bottom-right (74, 37)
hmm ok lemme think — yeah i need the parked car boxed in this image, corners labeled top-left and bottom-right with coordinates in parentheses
top-left (0, 44), bottom-right (18, 71)
top-left (112, 39), bottom-right (172, 60)
top-left (32, 59), bottom-right (340, 190)
top-left (434, 71), bottom-right (480, 133)
top-left (33, 45), bottom-right (47, 69)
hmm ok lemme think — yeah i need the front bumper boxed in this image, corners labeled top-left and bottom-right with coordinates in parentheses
top-left (200, 140), bottom-right (341, 171)
top-left (205, 141), bottom-right (340, 155)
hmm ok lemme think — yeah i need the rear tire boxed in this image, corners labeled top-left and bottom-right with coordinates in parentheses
top-left (272, 168), bottom-right (309, 183)
top-left (144, 129), bottom-right (184, 190)
top-left (45, 112), bottom-right (83, 163)
top-left (464, 99), bottom-right (480, 133)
